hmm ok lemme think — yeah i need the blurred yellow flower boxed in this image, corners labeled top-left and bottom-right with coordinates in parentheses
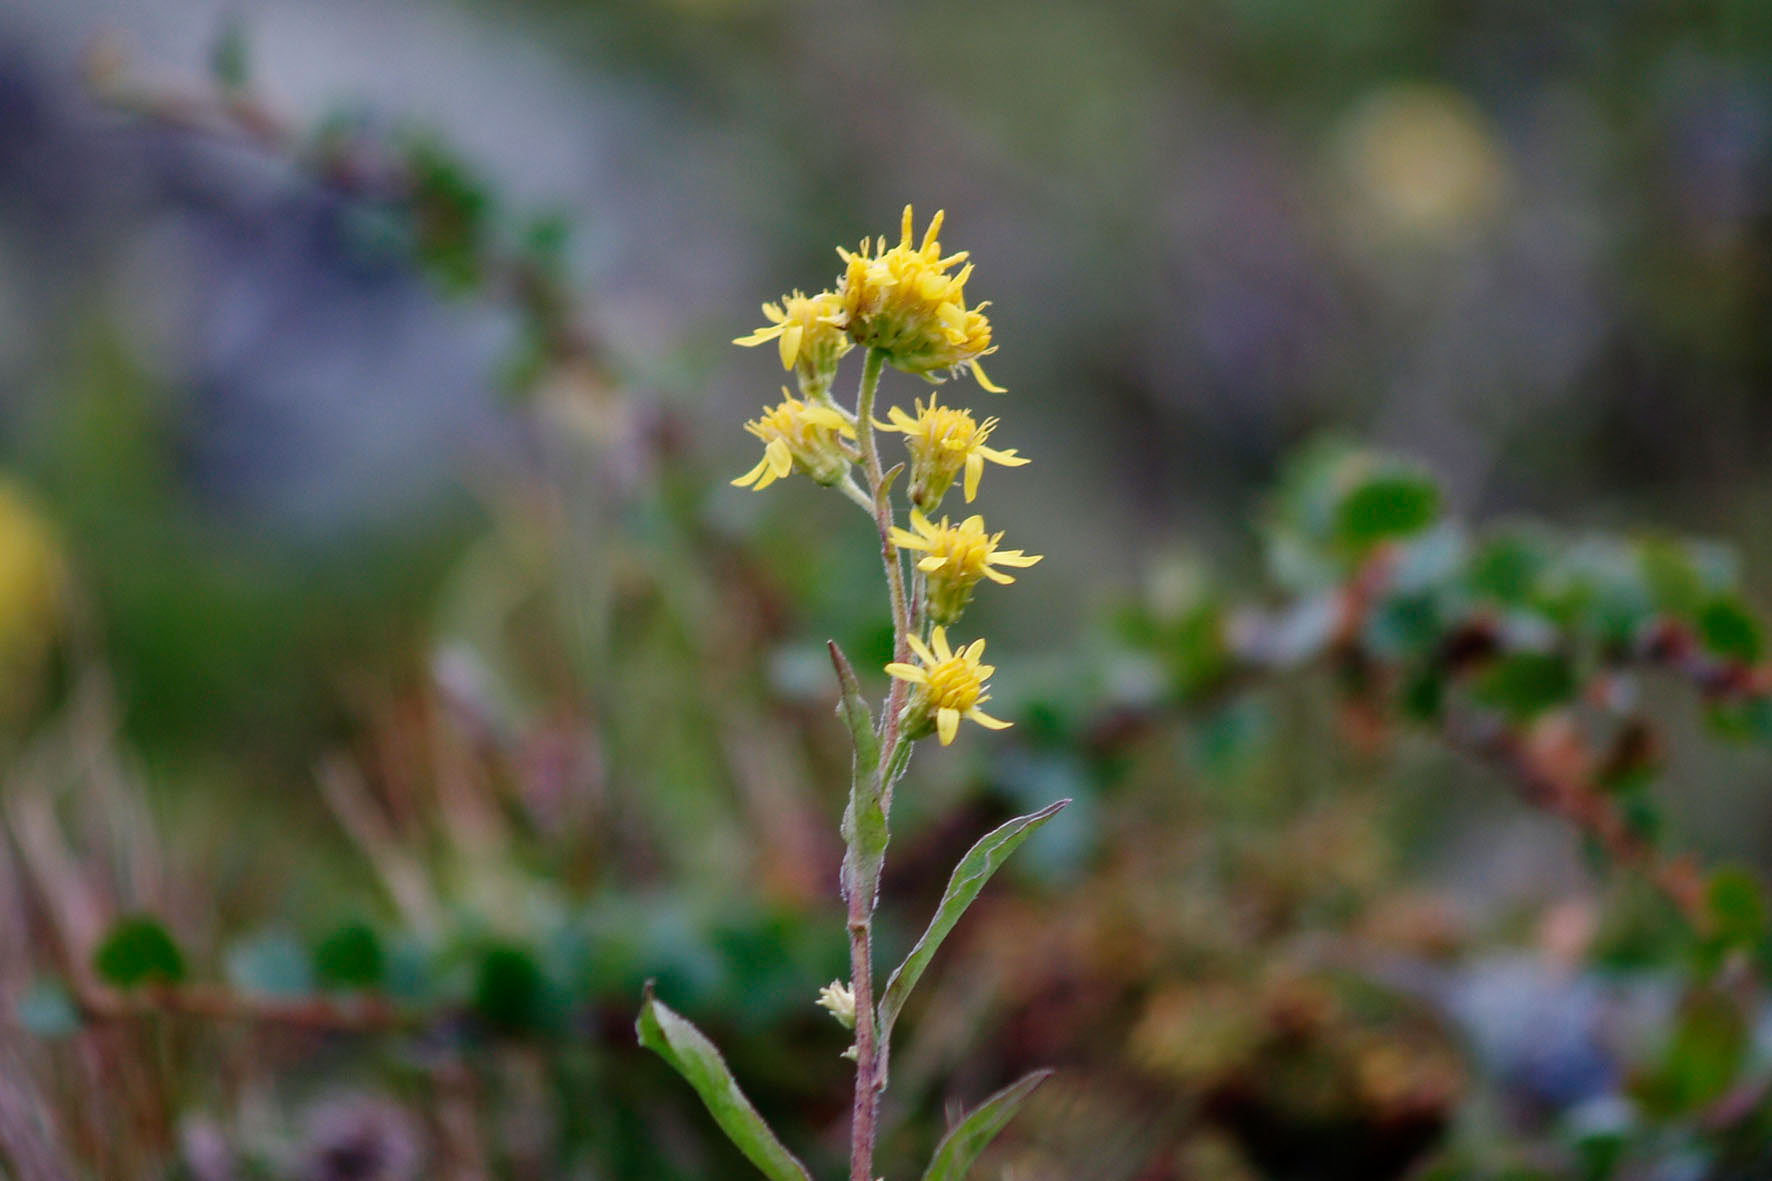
top-left (876, 392), bottom-right (1028, 511)
top-left (0, 481), bottom-right (62, 703)
top-left (837, 206), bottom-right (1002, 390)
top-left (733, 289), bottom-right (852, 398)
top-left (890, 510), bottom-right (1042, 625)
top-left (885, 626), bottom-right (1010, 745)
top-left (732, 393), bottom-right (856, 491)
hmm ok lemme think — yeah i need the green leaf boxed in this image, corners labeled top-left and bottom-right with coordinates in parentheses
top-left (315, 921), bottom-right (386, 990)
top-left (1335, 473), bottom-right (1442, 554)
top-left (1638, 990), bottom-right (1748, 1116)
top-left (1706, 866), bottom-right (1766, 948)
top-left (473, 944), bottom-right (550, 1035)
top-left (878, 801), bottom-right (1070, 1062)
top-left (635, 986), bottom-right (813, 1181)
top-left (921, 1070), bottom-right (1052, 1181)
top-left (1471, 652), bottom-right (1576, 720)
top-left (1697, 596), bottom-right (1763, 663)
top-left (828, 640), bottom-right (880, 776)
top-left (17, 979), bottom-right (81, 1039)
top-left (93, 915), bottom-right (186, 990)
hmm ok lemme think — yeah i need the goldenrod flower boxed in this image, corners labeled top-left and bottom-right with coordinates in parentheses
top-left (890, 511), bottom-right (1042, 625)
top-left (876, 392), bottom-right (1028, 512)
top-left (733, 392), bottom-right (856, 491)
top-left (885, 626), bottom-right (1011, 745)
top-left (733, 290), bottom-right (853, 399)
top-left (837, 206), bottom-right (1003, 390)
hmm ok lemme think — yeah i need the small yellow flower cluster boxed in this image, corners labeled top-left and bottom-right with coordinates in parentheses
top-left (877, 392), bottom-right (1028, 512)
top-left (890, 510), bottom-right (1041, 626)
top-left (836, 207), bottom-right (1002, 390)
top-left (886, 627), bottom-right (1012, 746)
top-left (732, 206), bottom-right (1039, 747)
top-left (731, 393), bottom-right (855, 491)
top-left (732, 290), bottom-right (852, 400)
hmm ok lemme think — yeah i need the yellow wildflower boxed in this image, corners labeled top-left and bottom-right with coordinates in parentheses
top-left (732, 392), bottom-right (856, 491)
top-left (885, 626), bottom-right (1011, 745)
top-left (876, 392), bottom-right (1028, 512)
top-left (890, 511), bottom-right (1042, 625)
top-left (837, 206), bottom-right (1003, 390)
top-left (733, 290), bottom-right (853, 399)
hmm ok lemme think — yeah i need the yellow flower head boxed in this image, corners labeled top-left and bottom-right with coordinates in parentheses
top-left (837, 206), bottom-right (1003, 390)
top-left (890, 511), bottom-right (1043, 625)
top-left (876, 392), bottom-right (1029, 512)
top-left (732, 392), bottom-right (856, 491)
top-left (733, 289), bottom-right (853, 399)
top-left (885, 626), bottom-right (1011, 746)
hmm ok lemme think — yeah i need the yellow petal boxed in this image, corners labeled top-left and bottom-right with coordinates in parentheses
top-left (966, 708), bottom-right (1012, 730)
top-left (918, 555), bottom-right (949, 572)
top-left (778, 321), bottom-right (804, 370)
top-left (906, 633), bottom-right (937, 666)
top-left (936, 707), bottom-right (960, 745)
top-left (929, 627), bottom-right (953, 662)
top-left (970, 360), bottom-right (1005, 393)
top-left (981, 566), bottom-right (1015, 585)
top-left (766, 437), bottom-right (793, 478)
top-left (889, 528), bottom-right (929, 551)
top-left (979, 445), bottom-right (1029, 467)
top-left (884, 662), bottom-right (928, 684)
top-left (732, 456), bottom-right (771, 487)
top-left (991, 551), bottom-right (1043, 567)
top-left (964, 453), bottom-right (984, 502)
top-left (964, 638), bottom-right (986, 661)
top-left (733, 325), bottom-right (783, 347)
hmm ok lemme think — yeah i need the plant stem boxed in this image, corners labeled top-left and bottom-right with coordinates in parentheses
top-left (845, 862), bottom-right (881, 1181)
top-left (845, 347), bottom-right (904, 1181)
top-left (855, 348), bottom-right (913, 753)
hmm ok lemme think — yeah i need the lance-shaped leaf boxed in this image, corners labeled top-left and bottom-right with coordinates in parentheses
top-left (921, 1069), bottom-right (1052, 1181)
top-left (830, 641), bottom-right (888, 874)
top-left (636, 985), bottom-right (813, 1181)
top-left (829, 640), bottom-right (880, 776)
top-left (879, 801), bottom-right (1069, 1055)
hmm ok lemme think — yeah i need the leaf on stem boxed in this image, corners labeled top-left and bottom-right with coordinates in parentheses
top-left (636, 984), bottom-right (814, 1181)
top-left (878, 801), bottom-right (1070, 1056)
top-left (920, 1069), bottom-right (1053, 1181)
top-left (829, 640), bottom-right (879, 773)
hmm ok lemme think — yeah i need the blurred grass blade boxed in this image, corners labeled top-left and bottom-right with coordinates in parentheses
top-left (920, 1069), bottom-right (1052, 1181)
top-left (878, 801), bottom-right (1069, 1061)
top-left (636, 985), bottom-right (813, 1181)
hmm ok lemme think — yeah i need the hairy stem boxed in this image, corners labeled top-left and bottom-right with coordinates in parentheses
top-left (855, 348), bottom-right (913, 750)
top-left (845, 345), bottom-right (902, 1181)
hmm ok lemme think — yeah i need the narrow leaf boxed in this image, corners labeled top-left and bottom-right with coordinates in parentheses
top-left (828, 640), bottom-right (880, 774)
top-left (921, 1069), bottom-right (1052, 1181)
top-left (879, 801), bottom-right (1069, 1054)
top-left (636, 985), bottom-right (813, 1181)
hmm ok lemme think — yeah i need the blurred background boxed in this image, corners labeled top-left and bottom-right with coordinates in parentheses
top-left (2, 0), bottom-right (1772, 1177)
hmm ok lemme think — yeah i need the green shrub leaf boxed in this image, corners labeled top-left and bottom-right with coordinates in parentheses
top-left (636, 986), bottom-right (813, 1181)
top-left (93, 915), bottom-right (186, 990)
top-left (920, 1069), bottom-right (1052, 1181)
top-left (1335, 473), bottom-right (1442, 554)
top-left (315, 921), bottom-right (386, 990)
top-left (1471, 652), bottom-right (1576, 720)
